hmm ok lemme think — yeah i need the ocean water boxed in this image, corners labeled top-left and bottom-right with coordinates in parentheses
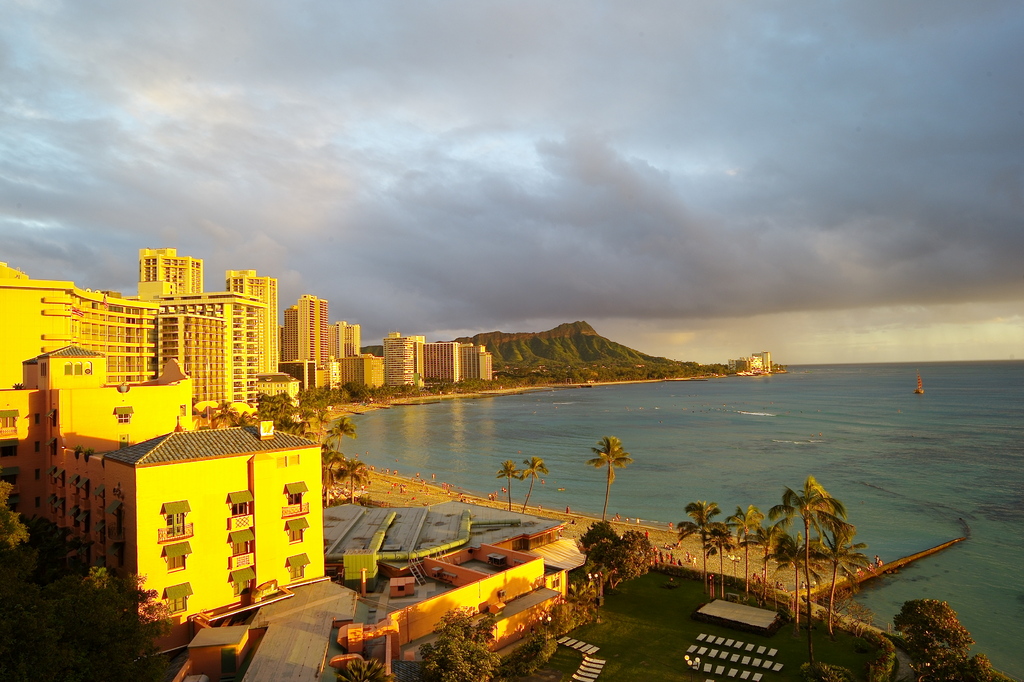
top-left (350, 362), bottom-right (1024, 678)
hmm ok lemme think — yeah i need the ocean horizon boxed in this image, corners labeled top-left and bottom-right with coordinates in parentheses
top-left (350, 361), bottom-right (1024, 679)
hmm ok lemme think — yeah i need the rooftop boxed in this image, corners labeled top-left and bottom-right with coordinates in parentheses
top-left (104, 426), bottom-right (317, 467)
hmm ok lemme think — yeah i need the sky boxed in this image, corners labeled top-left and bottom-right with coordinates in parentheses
top-left (2, 1), bottom-right (1023, 365)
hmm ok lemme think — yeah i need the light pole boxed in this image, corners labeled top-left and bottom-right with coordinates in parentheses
top-left (588, 572), bottom-right (603, 623)
top-left (684, 654), bottom-right (700, 682)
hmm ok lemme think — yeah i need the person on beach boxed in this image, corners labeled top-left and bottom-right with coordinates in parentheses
top-left (566, 506), bottom-right (570, 514)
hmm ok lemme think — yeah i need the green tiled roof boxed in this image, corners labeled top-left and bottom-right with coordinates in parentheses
top-left (36, 346), bottom-right (106, 358)
top-left (104, 427), bottom-right (316, 467)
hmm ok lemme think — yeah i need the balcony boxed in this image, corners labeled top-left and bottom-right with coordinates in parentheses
top-left (229, 553), bottom-right (254, 570)
top-left (157, 523), bottom-right (194, 543)
top-left (281, 503), bottom-right (309, 518)
top-left (228, 514), bottom-right (253, 530)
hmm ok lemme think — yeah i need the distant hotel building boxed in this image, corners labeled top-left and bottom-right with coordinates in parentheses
top-left (281, 295), bottom-right (329, 366)
top-left (226, 270), bottom-right (279, 374)
top-left (423, 341), bottom-right (461, 383)
top-left (459, 343), bottom-right (494, 381)
top-left (729, 351), bottom-right (773, 373)
top-left (138, 248), bottom-right (204, 300)
top-left (383, 332), bottom-right (425, 387)
top-left (0, 262), bottom-right (159, 388)
top-left (329, 321), bottom-right (361, 359)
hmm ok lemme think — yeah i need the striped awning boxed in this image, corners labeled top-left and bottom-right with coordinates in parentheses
top-left (229, 528), bottom-right (254, 543)
top-left (164, 542), bottom-right (192, 558)
top-left (285, 481), bottom-right (308, 495)
top-left (228, 490), bottom-right (253, 504)
top-left (230, 567), bottom-right (256, 583)
top-left (286, 517), bottom-right (310, 532)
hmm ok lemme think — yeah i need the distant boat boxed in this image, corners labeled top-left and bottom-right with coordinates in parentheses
top-left (914, 372), bottom-right (925, 394)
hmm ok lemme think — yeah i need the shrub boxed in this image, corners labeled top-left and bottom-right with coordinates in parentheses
top-left (861, 630), bottom-right (896, 682)
top-left (800, 662), bottom-right (856, 682)
top-left (495, 633), bottom-right (557, 680)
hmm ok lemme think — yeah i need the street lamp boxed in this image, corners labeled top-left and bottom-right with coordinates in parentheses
top-left (684, 654), bottom-right (700, 682)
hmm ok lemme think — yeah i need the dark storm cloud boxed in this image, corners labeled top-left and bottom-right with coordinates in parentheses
top-left (1, 1), bottom-right (1022, 353)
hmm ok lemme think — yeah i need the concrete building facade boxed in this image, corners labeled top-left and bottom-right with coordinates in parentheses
top-left (383, 333), bottom-right (424, 387)
top-left (226, 270), bottom-right (279, 374)
top-left (423, 341), bottom-right (461, 383)
top-left (329, 321), bottom-right (361, 359)
top-left (281, 295), bottom-right (329, 366)
top-left (138, 248), bottom-right (205, 300)
top-left (459, 343), bottom-right (494, 381)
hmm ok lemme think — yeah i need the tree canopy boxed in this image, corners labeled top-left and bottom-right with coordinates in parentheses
top-left (419, 609), bottom-right (500, 682)
top-left (894, 599), bottom-right (999, 681)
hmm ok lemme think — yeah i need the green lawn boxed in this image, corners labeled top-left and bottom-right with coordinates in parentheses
top-left (546, 573), bottom-right (878, 682)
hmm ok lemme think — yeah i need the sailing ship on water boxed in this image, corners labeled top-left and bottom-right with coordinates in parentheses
top-left (914, 371), bottom-right (924, 394)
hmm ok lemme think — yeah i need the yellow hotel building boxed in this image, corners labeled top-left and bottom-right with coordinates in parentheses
top-left (0, 263), bottom-right (158, 389)
top-left (0, 346), bottom-right (323, 649)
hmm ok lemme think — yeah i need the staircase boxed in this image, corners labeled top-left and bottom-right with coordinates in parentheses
top-left (408, 559), bottom-right (428, 585)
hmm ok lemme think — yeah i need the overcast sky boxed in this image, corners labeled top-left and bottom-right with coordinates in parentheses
top-left (2, 1), bottom-right (1023, 364)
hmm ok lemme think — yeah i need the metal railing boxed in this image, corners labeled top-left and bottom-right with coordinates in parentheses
top-left (157, 523), bottom-right (194, 542)
top-left (281, 502), bottom-right (309, 518)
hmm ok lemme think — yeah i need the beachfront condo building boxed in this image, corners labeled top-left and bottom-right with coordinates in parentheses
top-left (0, 263), bottom-right (159, 389)
top-left (326, 354), bottom-right (385, 388)
top-left (423, 341), bottom-right (461, 383)
top-left (459, 343), bottom-right (494, 381)
top-left (155, 292), bottom-right (267, 404)
top-left (329, 321), bottom-right (361, 359)
top-left (281, 295), bottom-right (330, 366)
top-left (383, 332), bottom-right (425, 387)
top-left (138, 248), bottom-right (205, 300)
top-left (226, 270), bottom-right (279, 374)
top-left (255, 372), bottom-right (300, 398)
top-left (0, 348), bottom-right (324, 649)
top-left (752, 351), bottom-right (772, 371)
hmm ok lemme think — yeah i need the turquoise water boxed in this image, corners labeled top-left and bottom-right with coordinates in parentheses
top-left (350, 362), bottom-right (1024, 678)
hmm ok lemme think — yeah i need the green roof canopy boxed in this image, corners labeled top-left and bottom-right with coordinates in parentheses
top-left (46, 465), bottom-right (57, 475)
top-left (161, 500), bottom-right (191, 515)
top-left (76, 477), bottom-right (89, 489)
top-left (69, 505), bottom-right (80, 517)
top-left (228, 490), bottom-right (254, 504)
top-left (164, 542), bottom-right (192, 558)
top-left (0, 439), bottom-right (18, 448)
top-left (230, 567), bottom-right (256, 583)
top-left (76, 509), bottom-right (89, 522)
top-left (93, 484), bottom-right (105, 496)
top-left (113, 406), bottom-right (134, 415)
top-left (47, 494), bottom-right (57, 504)
top-left (286, 553), bottom-right (311, 568)
top-left (285, 481), bottom-right (308, 495)
top-left (47, 437), bottom-right (57, 445)
top-left (105, 499), bottom-right (122, 514)
top-left (1, 466), bottom-right (19, 476)
top-left (164, 582), bottom-right (193, 599)
top-left (108, 542), bottom-right (124, 556)
top-left (0, 409), bottom-right (19, 418)
top-left (69, 474), bottom-right (80, 486)
top-left (229, 529), bottom-right (254, 543)
top-left (286, 517), bottom-right (310, 532)
top-left (94, 520), bottom-right (106, 533)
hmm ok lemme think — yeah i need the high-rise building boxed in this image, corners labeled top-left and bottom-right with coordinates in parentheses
top-left (332, 355), bottom-right (384, 388)
top-left (138, 248), bottom-right (204, 300)
top-left (0, 264), bottom-right (159, 388)
top-left (329, 321), bottom-right (361, 359)
top-left (752, 351), bottom-right (772, 372)
top-left (281, 295), bottom-right (329, 366)
top-left (383, 332), bottom-right (425, 387)
top-left (423, 341), bottom-right (461, 382)
top-left (226, 270), bottom-right (279, 374)
top-left (459, 343), bottom-right (494, 381)
top-left (155, 292), bottom-right (267, 404)
top-left (156, 312), bottom-right (226, 404)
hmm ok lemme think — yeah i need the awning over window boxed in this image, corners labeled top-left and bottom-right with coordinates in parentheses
top-left (0, 439), bottom-right (19, 448)
top-left (94, 520), bottom-right (106, 533)
top-left (108, 541), bottom-right (124, 556)
top-left (54, 467), bottom-right (64, 477)
top-left (164, 542), bottom-right (192, 558)
top-left (47, 437), bottom-right (57, 445)
top-left (228, 490), bottom-right (254, 504)
top-left (286, 517), bottom-right (310, 532)
top-left (230, 567), bottom-right (256, 583)
top-left (1, 466), bottom-right (19, 476)
top-left (229, 529), bottom-right (254, 543)
top-left (69, 474), bottom-right (80, 486)
top-left (77, 477), bottom-right (89, 489)
top-left (76, 509), bottom-right (89, 522)
top-left (93, 484), bottom-right (105, 496)
top-left (0, 409), bottom-right (19, 418)
top-left (164, 582), bottom-right (193, 600)
top-left (161, 500), bottom-right (191, 515)
top-left (47, 494), bottom-right (57, 505)
top-left (46, 465), bottom-right (57, 475)
top-left (47, 408), bottom-right (57, 417)
top-left (286, 553), bottom-right (311, 568)
top-left (105, 499), bottom-right (122, 514)
top-left (69, 505), bottom-right (80, 517)
top-left (285, 481), bottom-right (308, 495)
top-left (113, 406), bottom-right (134, 415)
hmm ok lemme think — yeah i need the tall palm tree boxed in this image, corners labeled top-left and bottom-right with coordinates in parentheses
top-left (752, 519), bottom-right (788, 605)
top-left (727, 504), bottom-right (764, 597)
top-left (706, 521), bottom-right (735, 598)
top-left (339, 457), bottom-right (370, 503)
top-left (496, 460), bottom-right (520, 512)
top-left (519, 456), bottom-right (549, 513)
top-left (771, 531), bottom-right (803, 633)
top-left (210, 401), bottom-right (236, 429)
top-left (821, 524), bottom-right (870, 637)
top-left (677, 500), bottom-right (721, 594)
top-left (321, 449), bottom-right (346, 506)
top-left (586, 436), bottom-right (633, 521)
top-left (326, 415), bottom-right (358, 452)
top-left (770, 475), bottom-right (847, 664)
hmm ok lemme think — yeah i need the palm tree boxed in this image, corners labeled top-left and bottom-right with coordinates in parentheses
top-left (519, 456), bottom-right (549, 513)
top-left (821, 524), bottom-right (870, 637)
top-left (586, 436), bottom-right (633, 521)
top-left (335, 657), bottom-right (395, 682)
top-left (326, 415), bottom-right (358, 452)
top-left (496, 460), bottom-right (520, 512)
top-left (705, 521), bottom-right (735, 598)
top-left (339, 457), bottom-right (370, 503)
top-left (321, 449), bottom-right (347, 506)
top-left (727, 504), bottom-right (764, 597)
top-left (210, 401), bottom-right (236, 429)
top-left (752, 520), bottom-right (788, 605)
top-left (770, 475), bottom-right (847, 664)
top-left (771, 531), bottom-right (803, 634)
top-left (677, 500), bottom-right (721, 593)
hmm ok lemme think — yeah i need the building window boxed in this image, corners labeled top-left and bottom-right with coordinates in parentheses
top-left (117, 413), bottom-right (131, 424)
top-left (167, 554), bottom-right (185, 571)
top-left (114, 407), bottom-right (134, 424)
top-left (164, 583), bottom-right (192, 614)
top-left (286, 553), bottom-right (310, 582)
top-left (0, 443), bottom-right (15, 458)
top-left (118, 434), bottom-right (130, 449)
top-left (288, 563), bottom-right (305, 581)
top-left (233, 580), bottom-right (246, 597)
top-left (286, 517), bottom-right (309, 543)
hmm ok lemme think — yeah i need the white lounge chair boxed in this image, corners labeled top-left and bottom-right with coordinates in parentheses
top-left (741, 656), bottom-right (750, 665)
top-left (698, 647), bottom-right (708, 656)
top-left (744, 643), bottom-right (755, 652)
top-left (703, 663), bottom-right (712, 673)
top-left (727, 668), bottom-right (739, 677)
top-left (558, 636), bottom-right (571, 644)
top-left (767, 648), bottom-right (777, 657)
top-left (752, 674), bottom-right (763, 682)
top-left (697, 633), bottom-right (708, 641)
top-left (725, 639), bottom-right (735, 647)
top-left (715, 637), bottom-right (726, 645)
top-left (583, 645), bottom-right (600, 655)
top-left (578, 667), bottom-right (601, 677)
top-left (756, 646), bottom-right (766, 655)
top-left (772, 663), bottom-right (783, 672)
top-left (735, 640), bottom-right (746, 648)
top-left (715, 665), bottom-right (725, 675)
top-left (687, 645), bottom-right (698, 654)
top-left (709, 649), bottom-right (720, 658)
top-left (730, 654), bottom-right (739, 662)
top-left (585, 658), bottom-right (606, 665)
top-left (763, 660), bottom-right (773, 669)
top-left (752, 658), bottom-right (762, 667)
top-left (573, 675), bottom-right (597, 682)
top-left (740, 672), bottom-right (750, 680)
